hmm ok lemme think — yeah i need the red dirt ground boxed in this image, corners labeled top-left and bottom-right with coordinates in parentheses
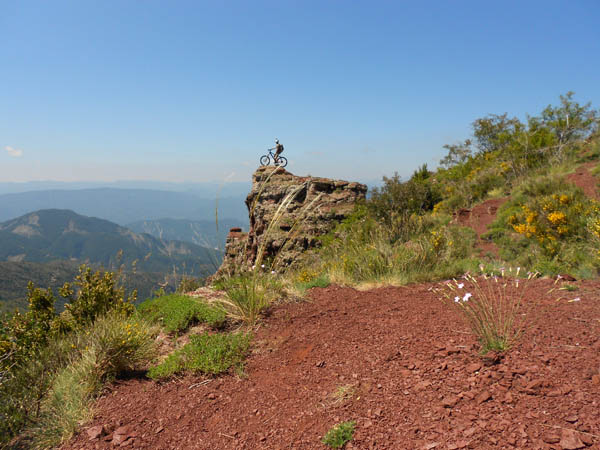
top-left (567, 162), bottom-right (600, 200)
top-left (64, 281), bottom-right (600, 450)
top-left (455, 198), bottom-right (508, 257)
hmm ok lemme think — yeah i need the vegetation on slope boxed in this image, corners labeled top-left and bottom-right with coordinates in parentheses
top-left (305, 92), bottom-right (600, 284)
top-left (0, 266), bottom-right (157, 448)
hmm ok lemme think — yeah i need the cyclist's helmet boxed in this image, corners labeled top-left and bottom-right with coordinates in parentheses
top-left (275, 139), bottom-right (279, 144)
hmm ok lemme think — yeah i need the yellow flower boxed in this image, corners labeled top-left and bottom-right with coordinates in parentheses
top-left (548, 211), bottom-right (566, 225)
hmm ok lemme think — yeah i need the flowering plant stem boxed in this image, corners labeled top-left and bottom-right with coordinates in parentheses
top-left (436, 268), bottom-right (537, 353)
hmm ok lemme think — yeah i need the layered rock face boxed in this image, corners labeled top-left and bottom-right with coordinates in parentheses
top-left (215, 166), bottom-right (367, 276)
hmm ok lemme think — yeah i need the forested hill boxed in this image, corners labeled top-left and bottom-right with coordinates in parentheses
top-left (0, 209), bottom-right (222, 276)
top-left (126, 218), bottom-right (245, 249)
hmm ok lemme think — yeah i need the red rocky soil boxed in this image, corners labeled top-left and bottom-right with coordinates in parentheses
top-left (455, 198), bottom-right (507, 257)
top-left (567, 162), bottom-right (599, 200)
top-left (65, 280), bottom-right (600, 450)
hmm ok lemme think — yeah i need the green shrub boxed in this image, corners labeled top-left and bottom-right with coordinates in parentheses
top-left (0, 283), bottom-right (56, 372)
top-left (138, 294), bottom-right (226, 332)
top-left (0, 311), bottom-right (156, 448)
top-left (30, 311), bottom-right (156, 448)
top-left (177, 276), bottom-right (202, 293)
top-left (56, 265), bottom-right (135, 332)
top-left (147, 332), bottom-right (250, 380)
top-left (487, 177), bottom-right (600, 277)
top-left (322, 421), bottom-right (356, 448)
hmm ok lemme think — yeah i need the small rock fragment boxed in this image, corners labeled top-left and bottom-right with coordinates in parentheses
top-left (441, 395), bottom-right (459, 408)
top-left (466, 362), bottom-right (482, 373)
top-left (542, 433), bottom-right (560, 444)
top-left (579, 432), bottom-right (594, 446)
top-left (559, 429), bottom-right (586, 449)
top-left (86, 425), bottom-right (106, 440)
top-left (476, 391), bottom-right (492, 404)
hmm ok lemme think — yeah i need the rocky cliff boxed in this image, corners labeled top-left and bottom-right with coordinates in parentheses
top-left (214, 166), bottom-right (367, 276)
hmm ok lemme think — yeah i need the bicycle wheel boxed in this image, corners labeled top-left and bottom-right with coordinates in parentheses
top-left (260, 155), bottom-right (270, 166)
top-left (278, 156), bottom-right (288, 168)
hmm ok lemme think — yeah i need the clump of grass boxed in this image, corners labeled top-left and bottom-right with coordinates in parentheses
top-left (294, 270), bottom-right (330, 294)
top-left (147, 332), bottom-right (250, 380)
top-left (218, 273), bottom-right (282, 325)
top-left (330, 384), bottom-right (357, 405)
top-left (559, 283), bottom-right (578, 291)
top-left (31, 311), bottom-right (157, 448)
top-left (322, 421), bottom-right (356, 448)
top-left (435, 268), bottom-right (537, 354)
top-left (137, 294), bottom-right (226, 332)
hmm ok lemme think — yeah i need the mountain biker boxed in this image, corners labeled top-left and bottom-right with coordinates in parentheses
top-left (270, 139), bottom-right (284, 163)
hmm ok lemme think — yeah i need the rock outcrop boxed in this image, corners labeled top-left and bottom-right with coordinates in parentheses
top-left (214, 166), bottom-right (367, 276)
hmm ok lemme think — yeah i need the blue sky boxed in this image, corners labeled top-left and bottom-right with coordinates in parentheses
top-left (1, 0), bottom-right (599, 183)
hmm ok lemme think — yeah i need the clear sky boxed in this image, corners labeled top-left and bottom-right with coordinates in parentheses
top-left (1, 0), bottom-right (599, 183)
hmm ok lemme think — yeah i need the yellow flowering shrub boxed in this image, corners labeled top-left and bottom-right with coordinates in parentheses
top-left (509, 192), bottom-right (598, 255)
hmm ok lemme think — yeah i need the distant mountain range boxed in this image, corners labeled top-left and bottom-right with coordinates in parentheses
top-left (0, 209), bottom-right (222, 275)
top-left (0, 180), bottom-right (251, 197)
top-left (127, 218), bottom-right (245, 250)
top-left (0, 188), bottom-right (248, 225)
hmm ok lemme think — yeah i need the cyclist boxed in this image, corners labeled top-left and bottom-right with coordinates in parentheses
top-left (269, 139), bottom-right (284, 164)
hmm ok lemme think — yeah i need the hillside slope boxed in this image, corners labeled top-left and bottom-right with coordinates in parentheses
top-left (126, 218), bottom-right (245, 249)
top-left (63, 281), bottom-right (600, 449)
top-left (0, 260), bottom-right (165, 311)
top-left (0, 209), bottom-right (222, 277)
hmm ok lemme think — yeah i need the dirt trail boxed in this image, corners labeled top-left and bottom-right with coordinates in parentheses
top-left (455, 198), bottom-right (507, 258)
top-left (567, 161), bottom-right (600, 200)
top-left (64, 281), bottom-right (600, 449)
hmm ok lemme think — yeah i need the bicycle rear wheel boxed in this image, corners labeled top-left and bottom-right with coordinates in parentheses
top-left (260, 155), bottom-right (270, 166)
top-left (277, 156), bottom-right (288, 168)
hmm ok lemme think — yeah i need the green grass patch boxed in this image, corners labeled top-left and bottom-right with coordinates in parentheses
top-left (137, 294), bottom-right (226, 332)
top-left (322, 421), bottom-right (356, 448)
top-left (295, 273), bottom-right (330, 293)
top-left (147, 332), bottom-right (251, 380)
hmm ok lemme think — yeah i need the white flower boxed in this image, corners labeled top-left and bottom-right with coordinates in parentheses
top-left (463, 292), bottom-right (472, 302)
top-left (454, 296), bottom-right (461, 303)
top-left (457, 283), bottom-right (464, 289)
top-left (271, 270), bottom-right (276, 274)
top-left (261, 264), bottom-right (265, 268)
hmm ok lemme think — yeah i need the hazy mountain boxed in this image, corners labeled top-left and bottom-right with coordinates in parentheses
top-left (0, 188), bottom-right (248, 225)
top-left (127, 218), bottom-right (246, 249)
top-left (0, 209), bottom-right (222, 276)
top-left (0, 180), bottom-right (251, 197)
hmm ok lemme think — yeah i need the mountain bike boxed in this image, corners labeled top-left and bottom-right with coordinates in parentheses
top-left (260, 149), bottom-right (288, 168)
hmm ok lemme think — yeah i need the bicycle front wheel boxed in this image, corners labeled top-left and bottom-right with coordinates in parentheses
top-left (278, 156), bottom-right (288, 168)
top-left (260, 155), bottom-right (270, 166)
